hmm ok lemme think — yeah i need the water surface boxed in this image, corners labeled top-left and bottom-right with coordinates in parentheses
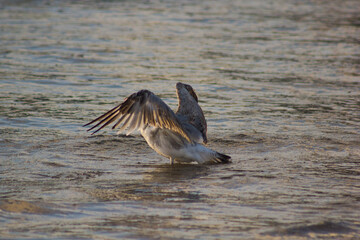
top-left (0, 0), bottom-right (359, 239)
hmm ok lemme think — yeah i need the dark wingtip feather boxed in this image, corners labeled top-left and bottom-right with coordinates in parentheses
top-left (216, 152), bottom-right (231, 164)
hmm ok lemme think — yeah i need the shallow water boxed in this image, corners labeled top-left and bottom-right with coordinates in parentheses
top-left (0, 0), bottom-right (359, 239)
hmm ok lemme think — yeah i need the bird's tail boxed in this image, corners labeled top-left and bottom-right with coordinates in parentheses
top-left (184, 143), bottom-right (231, 164)
top-left (214, 151), bottom-right (231, 164)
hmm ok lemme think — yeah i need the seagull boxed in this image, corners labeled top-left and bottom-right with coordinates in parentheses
top-left (84, 82), bottom-right (231, 164)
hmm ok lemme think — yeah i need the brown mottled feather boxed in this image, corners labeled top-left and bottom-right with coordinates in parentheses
top-left (176, 83), bottom-right (208, 144)
top-left (84, 90), bottom-right (192, 142)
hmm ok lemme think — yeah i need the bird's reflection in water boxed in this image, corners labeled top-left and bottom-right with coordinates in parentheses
top-left (143, 163), bottom-right (210, 183)
top-left (90, 163), bottom-right (210, 203)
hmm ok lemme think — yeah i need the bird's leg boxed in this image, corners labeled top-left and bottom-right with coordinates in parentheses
top-left (170, 157), bottom-right (174, 165)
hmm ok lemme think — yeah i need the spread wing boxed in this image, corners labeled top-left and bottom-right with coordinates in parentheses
top-left (187, 108), bottom-right (207, 144)
top-left (83, 90), bottom-right (192, 142)
top-left (175, 82), bottom-right (208, 144)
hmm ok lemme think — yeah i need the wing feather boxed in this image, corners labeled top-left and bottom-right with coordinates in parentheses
top-left (84, 90), bottom-right (192, 142)
top-left (83, 104), bottom-right (120, 128)
top-left (118, 115), bottom-right (132, 133)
